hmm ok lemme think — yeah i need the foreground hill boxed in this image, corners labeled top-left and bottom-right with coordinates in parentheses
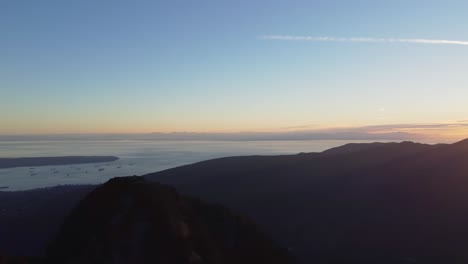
top-left (145, 140), bottom-right (468, 263)
top-left (48, 177), bottom-right (296, 264)
top-left (1, 177), bottom-right (296, 264)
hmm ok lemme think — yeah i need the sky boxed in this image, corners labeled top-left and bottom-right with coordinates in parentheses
top-left (2, 0), bottom-right (468, 141)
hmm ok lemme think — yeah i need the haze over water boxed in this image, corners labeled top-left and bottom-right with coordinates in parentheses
top-left (1, 139), bottom-right (397, 191)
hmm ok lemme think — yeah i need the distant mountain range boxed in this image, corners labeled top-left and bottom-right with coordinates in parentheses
top-left (3, 139), bottom-right (468, 263)
top-left (0, 130), bottom-right (420, 141)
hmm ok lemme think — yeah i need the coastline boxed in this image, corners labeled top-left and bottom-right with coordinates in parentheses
top-left (0, 156), bottom-right (119, 169)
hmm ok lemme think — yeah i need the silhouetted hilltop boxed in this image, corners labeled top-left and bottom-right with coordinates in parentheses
top-left (452, 137), bottom-right (468, 146)
top-left (46, 176), bottom-right (296, 264)
top-left (321, 141), bottom-right (445, 156)
top-left (145, 139), bottom-right (468, 263)
top-left (0, 156), bottom-right (119, 169)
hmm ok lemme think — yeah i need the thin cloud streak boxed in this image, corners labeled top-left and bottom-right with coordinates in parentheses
top-left (259, 35), bottom-right (468, 46)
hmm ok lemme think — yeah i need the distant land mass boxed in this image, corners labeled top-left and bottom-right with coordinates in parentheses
top-left (0, 130), bottom-right (420, 141)
top-left (0, 156), bottom-right (119, 169)
top-left (3, 139), bottom-right (468, 263)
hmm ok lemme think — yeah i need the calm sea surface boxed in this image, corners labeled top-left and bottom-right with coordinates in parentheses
top-left (1, 140), bottom-right (389, 190)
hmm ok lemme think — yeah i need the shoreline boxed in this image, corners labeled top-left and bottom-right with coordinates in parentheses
top-left (0, 156), bottom-right (119, 169)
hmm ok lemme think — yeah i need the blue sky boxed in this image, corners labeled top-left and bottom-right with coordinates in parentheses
top-left (2, 0), bottom-right (468, 139)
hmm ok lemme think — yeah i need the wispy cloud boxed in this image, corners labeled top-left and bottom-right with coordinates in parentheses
top-left (259, 35), bottom-right (468, 46)
top-left (313, 123), bottom-right (468, 135)
top-left (357, 123), bottom-right (468, 132)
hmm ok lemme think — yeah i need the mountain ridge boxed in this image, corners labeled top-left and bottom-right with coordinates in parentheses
top-left (144, 139), bottom-right (468, 263)
top-left (3, 140), bottom-right (468, 263)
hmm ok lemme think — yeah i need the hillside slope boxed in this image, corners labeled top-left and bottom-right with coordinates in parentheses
top-left (46, 176), bottom-right (296, 264)
top-left (145, 140), bottom-right (468, 263)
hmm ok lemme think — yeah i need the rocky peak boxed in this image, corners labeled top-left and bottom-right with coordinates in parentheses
top-left (45, 176), bottom-right (296, 264)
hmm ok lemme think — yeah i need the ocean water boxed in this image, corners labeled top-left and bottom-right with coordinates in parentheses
top-left (0, 140), bottom-right (381, 191)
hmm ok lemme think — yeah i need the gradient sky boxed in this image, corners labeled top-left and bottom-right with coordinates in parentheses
top-left (2, 0), bottom-right (468, 139)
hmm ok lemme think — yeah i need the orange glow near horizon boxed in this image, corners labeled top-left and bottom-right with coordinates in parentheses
top-left (1, 120), bottom-right (468, 144)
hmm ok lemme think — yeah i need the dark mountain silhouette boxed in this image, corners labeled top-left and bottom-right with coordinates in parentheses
top-left (0, 156), bottom-right (119, 169)
top-left (4, 140), bottom-right (468, 263)
top-left (45, 176), bottom-right (296, 264)
top-left (144, 139), bottom-right (468, 263)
